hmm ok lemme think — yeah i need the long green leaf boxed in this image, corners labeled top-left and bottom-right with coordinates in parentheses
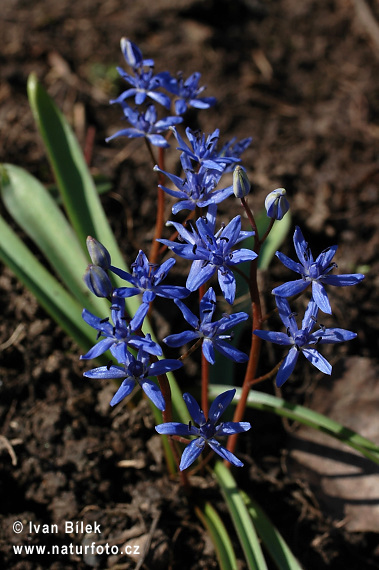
top-left (195, 501), bottom-right (238, 570)
top-left (240, 491), bottom-right (303, 570)
top-left (0, 164), bottom-right (108, 315)
top-left (209, 385), bottom-right (379, 464)
top-left (213, 461), bottom-right (268, 570)
top-left (0, 215), bottom-right (94, 350)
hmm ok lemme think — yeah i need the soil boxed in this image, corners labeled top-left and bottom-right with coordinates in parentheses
top-left (1, 0), bottom-right (379, 568)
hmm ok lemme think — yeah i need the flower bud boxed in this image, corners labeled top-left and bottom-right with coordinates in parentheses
top-left (265, 188), bottom-right (289, 220)
top-left (83, 265), bottom-right (113, 298)
top-left (233, 165), bottom-right (251, 198)
top-left (86, 236), bottom-right (111, 269)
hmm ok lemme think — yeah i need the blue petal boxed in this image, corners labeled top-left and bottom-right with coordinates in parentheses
top-left (183, 393), bottom-right (206, 425)
top-left (216, 421), bottom-right (251, 436)
top-left (275, 251), bottom-right (303, 274)
top-left (155, 285), bottom-right (189, 299)
top-left (140, 378), bottom-right (166, 411)
top-left (163, 330), bottom-right (199, 348)
top-left (80, 338), bottom-right (114, 360)
top-left (155, 422), bottom-right (198, 437)
top-left (84, 365), bottom-right (126, 379)
top-left (180, 438), bottom-right (205, 470)
top-left (213, 339), bottom-right (249, 363)
top-left (207, 439), bottom-right (244, 467)
top-left (321, 273), bottom-right (365, 286)
top-left (253, 329), bottom-right (293, 346)
top-left (208, 389), bottom-right (235, 423)
top-left (110, 379), bottom-right (135, 406)
top-left (302, 348), bottom-right (331, 374)
top-left (130, 303), bottom-right (149, 330)
top-left (313, 328), bottom-right (357, 344)
top-left (174, 299), bottom-right (199, 328)
top-left (149, 359), bottom-right (183, 376)
top-left (202, 338), bottom-right (216, 365)
top-left (312, 281), bottom-right (331, 314)
top-left (272, 279), bottom-right (309, 298)
top-left (187, 262), bottom-right (216, 292)
top-left (276, 348), bottom-right (299, 387)
top-left (218, 268), bottom-right (236, 305)
top-left (294, 226), bottom-right (313, 267)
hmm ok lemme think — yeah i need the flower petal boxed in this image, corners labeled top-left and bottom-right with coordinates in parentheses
top-left (179, 438), bottom-right (205, 470)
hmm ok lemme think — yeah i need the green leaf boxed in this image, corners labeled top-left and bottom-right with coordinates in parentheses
top-left (209, 385), bottom-right (379, 465)
top-left (240, 491), bottom-right (303, 570)
top-left (0, 163), bottom-right (108, 315)
top-left (195, 501), bottom-right (238, 570)
top-left (0, 215), bottom-right (94, 350)
top-left (213, 461), bottom-right (268, 570)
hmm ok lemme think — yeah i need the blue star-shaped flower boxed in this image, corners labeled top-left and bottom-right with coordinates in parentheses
top-left (171, 127), bottom-right (251, 173)
top-left (154, 153), bottom-right (233, 214)
top-left (253, 296), bottom-right (357, 387)
top-left (164, 287), bottom-right (249, 364)
top-left (155, 389), bottom-right (251, 470)
top-left (272, 226), bottom-right (365, 313)
top-left (80, 296), bottom-right (162, 364)
top-left (111, 38), bottom-right (172, 109)
top-left (158, 206), bottom-right (257, 304)
top-left (106, 104), bottom-right (183, 148)
top-left (161, 71), bottom-right (216, 115)
top-left (83, 347), bottom-right (182, 410)
top-left (110, 250), bottom-right (189, 330)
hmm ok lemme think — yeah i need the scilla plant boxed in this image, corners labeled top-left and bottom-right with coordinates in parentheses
top-left (0, 38), bottom-right (376, 570)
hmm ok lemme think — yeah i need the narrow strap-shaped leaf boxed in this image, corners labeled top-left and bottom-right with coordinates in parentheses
top-left (0, 163), bottom-right (108, 316)
top-left (0, 215), bottom-right (95, 350)
top-left (213, 461), bottom-right (268, 570)
top-left (195, 501), bottom-right (238, 570)
top-left (209, 385), bottom-right (379, 464)
top-left (240, 490), bottom-right (303, 570)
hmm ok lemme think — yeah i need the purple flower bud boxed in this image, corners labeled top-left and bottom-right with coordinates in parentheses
top-left (83, 265), bottom-right (113, 298)
top-left (86, 236), bottom-right (111, 269)
top-left (265, 188), bottom-right (289, 220)
top-left (233, 165), bottom-right (251, 198)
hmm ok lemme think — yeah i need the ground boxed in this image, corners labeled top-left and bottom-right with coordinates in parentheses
top-left (1, 0), bottom-right (379, 568)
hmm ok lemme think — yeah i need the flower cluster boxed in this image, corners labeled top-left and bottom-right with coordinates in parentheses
top-left (254, 227), bottom-right (364, 386)
top-left (80, 38), bottom-right (364, 472)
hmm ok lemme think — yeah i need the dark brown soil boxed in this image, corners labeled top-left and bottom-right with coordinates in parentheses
top-left (1, 1), bottom-right (379, 568)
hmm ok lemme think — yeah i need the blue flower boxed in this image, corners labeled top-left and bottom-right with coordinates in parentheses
top-left (164, 287), bottom-right (249, 364)
top-left (112, 38), bottom-right (172, 109)
top-left (106, 103), bottom-right (183, 148)
top-left (217, 136), bottom-right (252, 173)
top-left (272, 226), bottom-right (365, 314)
top-left (154, 153), bottom-right (233, 213)
top-left (155, 389), bottom-right (251, 470)
top-left (162, 71), bottom-right (216, 115)
top-left (265, 188), bottom-right (289, 220)
top-left (158, 206), bottom-right (257, 304)
top-left (253, 296), bottom-right (357, 387)
top-left (83, 347), bottom-right (182, 410)
top-left (80, 296), bottom-right (162, 364)
top-left (171, 127), bottom-right (237, 172)
top-left (110, 250), bottom-right (189, 330)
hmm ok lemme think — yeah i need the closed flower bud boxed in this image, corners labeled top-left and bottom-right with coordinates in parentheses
top-left (265, 188), bottom-right (289, 220)
top-left (83, 265), bottom-right (113, 298)
top-left (233, 165), bottom-right (251, 198)
top-left (86, 236), bottom-right (111, 269)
